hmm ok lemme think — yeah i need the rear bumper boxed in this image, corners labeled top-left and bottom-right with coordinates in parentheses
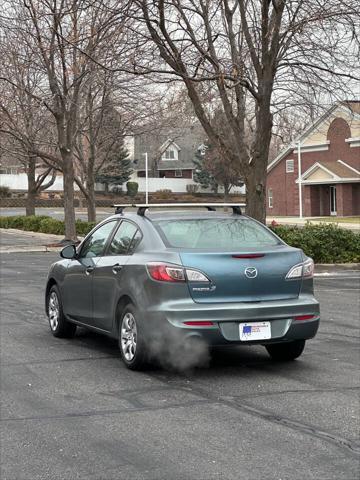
top-left (143, 294), bottom-right (320, 345)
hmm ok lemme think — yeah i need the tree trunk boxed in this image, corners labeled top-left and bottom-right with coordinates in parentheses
top-left (86, 177), bottom-right (96, 222)
top-left (223, 183), bottom-right (230, 203)
top-left (62, 157), bottom-right (77, 241)
top-left (245, 169), bottom-right (267, 224)
top-left (246, 96), bottom-right (273, 224)
top-left (26, 157), bottom-right (36, 216)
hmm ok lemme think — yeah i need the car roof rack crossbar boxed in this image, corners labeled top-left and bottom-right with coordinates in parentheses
top-left (112, 204), bottom-right (133, 215)
top-left (112, 203), bottom-right (245, 216)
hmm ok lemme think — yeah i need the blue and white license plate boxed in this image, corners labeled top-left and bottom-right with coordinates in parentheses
top-left (239, 322), bottom-right (271, 341)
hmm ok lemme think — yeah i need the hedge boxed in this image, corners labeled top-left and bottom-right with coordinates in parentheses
top-left (0, 215), bottom-right (95, 237)
top-left (0, 216), bottom-right (359, 263)
top-left (271, 223), bottom-right (360, 264)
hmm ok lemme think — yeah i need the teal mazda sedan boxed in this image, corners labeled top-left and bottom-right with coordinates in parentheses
top-left (45, 204), bottom-right (319, 370)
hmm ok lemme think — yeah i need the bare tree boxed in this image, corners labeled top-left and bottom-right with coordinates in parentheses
top-left (1, 0), bottom-right (131, 239)
top-left (0, 49), bottom-right (57, 215)
top-left (125, 0), bottom-right (359, 222)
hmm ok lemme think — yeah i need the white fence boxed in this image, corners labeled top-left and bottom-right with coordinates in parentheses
top-left (0, 173), bottom-right (80, 191)
top-left (126, 175), bottom-right (245, 194)
top-left (1, 172), bottom-right (245, 195)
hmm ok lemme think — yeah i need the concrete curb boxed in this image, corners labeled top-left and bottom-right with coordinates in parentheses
top-left (314, 264), bottom-right (360, 275)
top-left (0, 246), bottom-right (62, 254)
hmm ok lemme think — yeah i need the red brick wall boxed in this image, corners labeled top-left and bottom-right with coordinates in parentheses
top-left (352, 185), bottom-right (360, 215)
top-left (266, 116), bottom-right (360, 216)
top-left (337, 184), bottom-right (360, 216)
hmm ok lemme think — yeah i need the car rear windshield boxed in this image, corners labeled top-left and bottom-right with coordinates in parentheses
top-left (154, 218), bottom-right (280, 249)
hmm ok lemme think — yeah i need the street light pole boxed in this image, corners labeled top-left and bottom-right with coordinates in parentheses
top-left (297, 141), bottom-right (303, 219)
top-left (143, 152), bottom-right (149, 204)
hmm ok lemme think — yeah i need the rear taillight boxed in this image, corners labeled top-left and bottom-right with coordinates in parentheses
top-left (286, 259), bottom-right (314, 280)
top-left (147, 263), bottom-right (186, 282)
top-left (147, 263), bottom-right (210, 283)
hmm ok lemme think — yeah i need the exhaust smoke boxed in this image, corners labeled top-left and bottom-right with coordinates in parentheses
top-left (145, 325), bottom-right (210, 372)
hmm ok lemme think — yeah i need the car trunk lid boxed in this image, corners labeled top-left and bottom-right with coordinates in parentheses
top-left (180, 246), bottom-right (303, 303)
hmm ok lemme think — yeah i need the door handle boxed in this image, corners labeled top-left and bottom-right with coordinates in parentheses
top-left (85, 266), bottom-right (95, 275)
top-left (112, 264), bottom-right (123, 275)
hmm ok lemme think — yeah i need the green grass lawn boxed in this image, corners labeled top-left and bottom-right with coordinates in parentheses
top-left (311, 216), bottom-right (360, 224)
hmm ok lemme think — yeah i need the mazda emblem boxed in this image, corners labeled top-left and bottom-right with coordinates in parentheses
top-left (244, 267), bottom-right (258, 278)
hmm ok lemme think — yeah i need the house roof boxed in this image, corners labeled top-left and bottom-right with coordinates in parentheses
top-left (134, 124), bottom-right (205, 171)
top-left (298, 159), bottom-right (360, 184)
top-left (268, 100), bottom-right (360, 173)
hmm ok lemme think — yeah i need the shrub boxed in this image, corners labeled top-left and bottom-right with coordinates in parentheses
top-left (0, 215), bottom-right (96, 237)
top-left (155, 189), bottom-right (173, 200)
top-left (0, 186), bottom-right (11, 198)
top-left (39, 218), bottom-right (65, 235)
top-left (126, 181), bottom-right (139, 197)
top-left (22, 215), bottom-right (50, 232)
top-left (271, 222), bottom-right (360, 263)
top-left (75, 219), bottom-right (96, 236)
top-left (186, 184), bottom-right (199, 194)
top-left (0, 215), bottom-right (25, 229)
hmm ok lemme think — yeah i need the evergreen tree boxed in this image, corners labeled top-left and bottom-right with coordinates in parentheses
top-left (193, 147), bottom-right (218, 193)
top-left (96, 146), bottom-right (132, 191)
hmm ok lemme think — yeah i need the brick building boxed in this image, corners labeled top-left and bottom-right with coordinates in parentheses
top-left (267, 101), bottom-right (360, 217)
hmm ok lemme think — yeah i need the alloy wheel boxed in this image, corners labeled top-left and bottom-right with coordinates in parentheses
top-left (48, 291), bottom-right (60, 331)
top-left (121, 312), bottom-right (137, 361)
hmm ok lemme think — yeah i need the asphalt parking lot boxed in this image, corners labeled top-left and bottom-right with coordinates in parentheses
top-left (1, 251), bottom-right (359, 480)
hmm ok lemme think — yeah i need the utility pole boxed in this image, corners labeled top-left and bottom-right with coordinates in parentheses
top-left (297, 141), bottom-right (303, 218)
top-left (143, 152), bottom-right (149, 204)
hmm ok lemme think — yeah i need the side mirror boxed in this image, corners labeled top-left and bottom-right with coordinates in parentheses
top-left (60, 244), bottom-right (77, 259)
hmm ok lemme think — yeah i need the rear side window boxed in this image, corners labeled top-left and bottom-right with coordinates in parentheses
top-left (108, 221), bottom-right (141, 255)
top-left (155, 218), bottom-right (279, 249)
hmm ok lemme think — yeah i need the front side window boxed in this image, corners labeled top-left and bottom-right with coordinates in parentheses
top-left (80, 221), bottom-right (117, 258)
top-left (154, 218), bottom-right (279, 249)
top-left (108, 221), bottom-right (141, 255)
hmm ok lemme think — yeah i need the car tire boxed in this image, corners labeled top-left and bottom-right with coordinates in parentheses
top-left (265, 339), bottom-right (305, 361)
top-left (119, 304), bottom-right (147, 370)
top-left (47, 285), bottom-right (77, 338)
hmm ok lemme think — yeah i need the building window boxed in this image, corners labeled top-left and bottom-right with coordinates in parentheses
top-left (175, 169), bottom-right (182, 177)
top-left (268, 189), bottom-right (273, 208)
top-left (0, 167), bottom-right (18, 174)
top-left (162, 147), bottom-right (178, 160)
top-left (286, 159), bottom-right (294, 173)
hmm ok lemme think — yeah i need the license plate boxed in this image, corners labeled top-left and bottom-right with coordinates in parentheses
top-left (239, 322), bottom-right (271, 341)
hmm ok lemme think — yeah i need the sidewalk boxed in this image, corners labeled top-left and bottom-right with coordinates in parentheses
top-left (0, 229), bottom-right (67, 253)
top-left (267, 216), bottom-right (360, 231)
